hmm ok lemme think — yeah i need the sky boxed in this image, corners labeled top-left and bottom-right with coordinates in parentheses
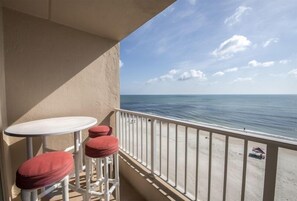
top-left (120, 0), bottom-right (297, 95)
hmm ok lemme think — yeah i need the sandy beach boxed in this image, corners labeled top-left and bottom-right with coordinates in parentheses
top-left (122, 119), bottom-right (297, 201)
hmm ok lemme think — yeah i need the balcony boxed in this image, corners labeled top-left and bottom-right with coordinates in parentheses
top-left (115, 109), bottom-right (297, 201)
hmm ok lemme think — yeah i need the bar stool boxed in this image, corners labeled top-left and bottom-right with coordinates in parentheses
top-left (85, 136), bottom-right (120, 201)
top-left (88, 125), bottom-right (113, 181)
top-left (88, 125), bottom-right (112, 138)
top-left (16, 151), bottom-right (74, 201)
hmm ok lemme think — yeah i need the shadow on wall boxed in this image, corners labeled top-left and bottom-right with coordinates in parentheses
top-left (100, 111), bottom-right (115, 126)
top-left (3, 8), bottom-right (118, 125)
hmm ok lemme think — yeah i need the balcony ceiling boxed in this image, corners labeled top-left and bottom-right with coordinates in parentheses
top-left (3, 0), bottom-right (175, 41)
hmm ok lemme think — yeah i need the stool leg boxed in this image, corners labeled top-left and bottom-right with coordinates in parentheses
top-left (21, 190), bottom-right (31, 201)
top-left (62, 176), bottom-right (69, 201)
top-left (104, 157), bottom-right (109, 201)
top-left (85, 156), bottom-right (91, 201)
top-left (31, 190), bottom-right (37, 201)
top-left (115, 153), bottom-right (120, 201)
top-left (96, 158), bottom-right (102, 181)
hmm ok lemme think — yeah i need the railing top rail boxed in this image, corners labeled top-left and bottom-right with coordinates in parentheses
top-left (115, 108), bottom-right (297, 150)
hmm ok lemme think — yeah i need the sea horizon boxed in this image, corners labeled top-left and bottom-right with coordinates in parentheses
top-left (120, 94), bottom-right (297, 140)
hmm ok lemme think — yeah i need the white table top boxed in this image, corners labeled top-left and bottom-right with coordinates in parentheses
top-left (4, 116), bottom-right (97, 137)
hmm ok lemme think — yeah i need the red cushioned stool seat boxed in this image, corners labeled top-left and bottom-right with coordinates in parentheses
top-left (85, 136), bottom-right (119, 158)
top-left (16, 151), bottom-right (74, 190)
top-left (88, 125), bottom-right (112, 138)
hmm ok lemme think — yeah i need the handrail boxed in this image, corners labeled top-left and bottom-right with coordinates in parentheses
top-left (115, 108), bottom-right (297, 201)
top-left (115, 108), bottom-right (297, 150)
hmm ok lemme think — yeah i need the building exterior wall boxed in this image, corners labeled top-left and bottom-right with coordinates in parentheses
top-left (1, 2), bottom-right (12, 201)
top-left (2, 8), bottom-right (120, 199)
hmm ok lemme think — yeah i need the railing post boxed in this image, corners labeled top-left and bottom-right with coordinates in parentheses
top-left (115, 110), bottom-right (118, 137)
top-left (150, 118), bottom-right (155, 177)
top-left (263, 144), bottom-right (278, 201)
top-left (115, 111), bottom-right (120, 143)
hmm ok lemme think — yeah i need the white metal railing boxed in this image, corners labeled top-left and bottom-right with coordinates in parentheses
top-left (115, 108), bottom-right (297, 201)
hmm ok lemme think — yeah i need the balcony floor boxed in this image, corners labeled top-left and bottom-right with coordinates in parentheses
top-left (40, 174), bottom-right (145, 201)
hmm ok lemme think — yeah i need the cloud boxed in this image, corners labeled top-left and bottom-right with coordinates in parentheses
top-left (212, 67), bottom-right (238, 77)
top-left (224, 6), bottom-right (252, 26)
top-left (288, 69), bottom-right (297, 78)
top-left (224, 67), bottom-right (238, 72)
top-left (248, 60), bottom-right (275, 67)
top-left (178, 69), bottom-right (207, 81)
top-left (263, 38), bottom-right (279, 48)
top-left (146, 69), bottom-right (177, 84)
top-left (279, 60), bottom-right (290, 64)
top-left (212, 35), bottom-right (251, 59)
top-left (232, 77), bottom-right (253, 83)
top-left (146, 69), bottom-right (178, 84)
top-left (119, 60), bottom-right (124, 68)
top-left (188, 0), bottom-right (197, 5)
top-left (212, 71), bottom-right (224, 77)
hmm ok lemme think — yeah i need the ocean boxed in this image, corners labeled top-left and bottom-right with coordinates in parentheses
top-left (120, 95), bottom-right (297, 139)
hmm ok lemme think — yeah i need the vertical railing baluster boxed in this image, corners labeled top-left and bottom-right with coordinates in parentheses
top-left (151, 118), bottom-right (155, 176)
top-left (160, 120), bottom-right (162, 176)
top-left (207, 132), bottom-right (213, 201)
top-left (128, 113), bottom-right (133, 156)
top-left (167, 122), bottom-right (170, 181)
top-left (241, 139), bottom-right (248, 201)
top-left (175, 124), bottom-right (178, 187)
top-left (195, 129), bottom-right (200, 201)
top-left (121, 113), bottom-right (123, 150)
top-left (115, 111), bottom-right (119, 145)
top-left (124, 113), bottom-right (129, 153)
top-left (146, 118), bottom-right (148, 166)
top-left (263, 144), bottom-right (278, 201)
top-left (184, 127), bottom-right (188, 194)
top-left (132, 114), bottom-right (135, 157)
top-left (126, 113), bottom-right (131, 154)
top-left (141, 117), bottom-right (143, 163)
top-left (136, 115), bottom-right (139, 159)
top-left (223, 136), bottom-right (229, 201)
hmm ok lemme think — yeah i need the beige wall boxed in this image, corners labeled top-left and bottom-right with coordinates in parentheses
top-left (1, 2), bottom-right (12, 201)
top-left (2, 8), bottom-right (120, 199)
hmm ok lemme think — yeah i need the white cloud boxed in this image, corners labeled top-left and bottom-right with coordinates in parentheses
top-left (212, 67), bottom-right (238, 77)
top-left (146, 68), bottom-right (206, 84)
top-left (168, 69), bottom-right (178, 75)
top-left (224, 6), bottom-right (252, 26)
top-left (146, 69), bottom-right (178, 84)
top-left (288, 69), bottom-right (297, 78)
top-left (279, 60), bottom-right (290, 64)
top-left (212, 71), bottom-right (225, 77)
top-left (232, 77), bottom-right (253, 83)
top-left (120, 60), bottom-right (124, 68)
top-left (263, 38), bottom-right (279, 48)
top-left (178, 70), bottom-right (207, 81)
top-left (212, 35), bottom-right (251, 59)
top-left (188, 0), bottom-right (197, 5)
top-left (146, 78), bottom-right (159, 84)
top-left (248, 60), bottom-right (275, 67)
top-left (224, 67), bottom-right (238, 72)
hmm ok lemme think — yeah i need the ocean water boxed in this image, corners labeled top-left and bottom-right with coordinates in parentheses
top-left (120, 95), bottom-right (297, 139)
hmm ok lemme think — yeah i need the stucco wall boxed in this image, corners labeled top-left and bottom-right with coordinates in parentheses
top-left (1, 3), bottom-right (12, 201)
top-left (2, 8), bottom-right (119, 199)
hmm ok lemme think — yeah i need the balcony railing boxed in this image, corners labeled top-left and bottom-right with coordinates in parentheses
top-left (115, 108), bottom-right (297, 201)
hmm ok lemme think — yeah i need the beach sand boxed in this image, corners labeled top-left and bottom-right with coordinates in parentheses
top-left (121, 118), bottom-right (297, 201)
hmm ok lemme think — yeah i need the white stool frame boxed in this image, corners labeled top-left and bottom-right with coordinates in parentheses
top-left (20, 175), bottom-right (70, 201)
top-left (85, 153), bottom-right (120, 201)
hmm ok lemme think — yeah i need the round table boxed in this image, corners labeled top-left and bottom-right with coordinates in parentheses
top-left (4, 116), bottom-right (97, 194)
